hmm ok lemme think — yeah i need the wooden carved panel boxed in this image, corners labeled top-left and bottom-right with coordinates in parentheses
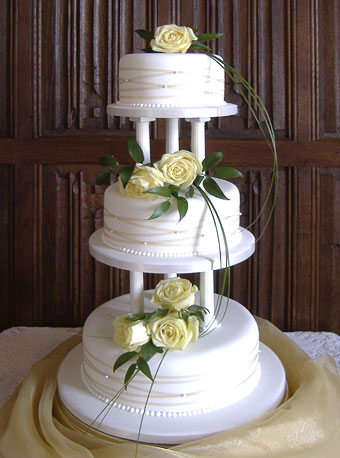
top-left (0, 2), bottom-right (10, 137)
top-left (0, 166), bottom-right (13, 329)
top-left (318, 0), bottom-right (340, 138)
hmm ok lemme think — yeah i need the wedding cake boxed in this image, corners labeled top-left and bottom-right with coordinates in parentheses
top-left (57, 24), bottom-right (286, 445)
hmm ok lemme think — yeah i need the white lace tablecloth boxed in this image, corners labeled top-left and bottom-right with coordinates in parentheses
top-left (0, 327), bottom-right (340, 409)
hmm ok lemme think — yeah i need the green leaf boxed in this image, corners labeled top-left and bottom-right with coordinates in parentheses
top-left (140, 342), bottom-right (155, 360)
top-left (96, 167), bottom-right (112, 185)
top-left (188, 305), bottom-right (209, 315)
top-left (142, 312), bottom-right (155, 322)
top-left (148, 200), bottom-right (171, 220)
top-left (145, 186), bottom-right (172, 198)
top-left (120, 165), bottom-right (135, 188)
top-left (203, 176), bottom-right (229, 200)
top-left (137, 357), bottom-right (154, 381)
top-left (212, 166), bottom-right (243, 179)
top-left (202, 152), bottom-right (223, 171)
top-left (193, 175), bottom-right (204, 186)
top-left (180, 311), bottom-right (189, 326)
top-left (98, 155), bottom-right (119, 167)
top-left (124, 363), bottom-right (137, 386)
top-left (128, 138), bottom-right (144, 163)
top-left (113, 351), bottom-right (138, 372)
top-left (190, 42), bottom-right (212, 51)
top-left (154, 308), bottom-right (169, 318)
top-left (135, 29), bottom-right (155, 41)
top-left (185, 186), bottom-right (194, 198)
top-left (140, 46), bottom-right (155, 53)
top-left (196, 32), bottom-right (223, 41)
top-left (140, 341), bottom-right (163, 361)
top-left (176, 196), bottom-right (188, 222)
top-left (168, 185), bottom-right (180, 197)
top-left (125, 313), bottom-right (145, 322)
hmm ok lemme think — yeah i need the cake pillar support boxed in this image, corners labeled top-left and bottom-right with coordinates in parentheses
top-left (186, 117), bottom-right (211, 163)
top-left (164, 273), bottom-right (177, 279)
top-left (129, 271), bottom-right (144, 313)
top-left (129, 117), bottom-right (155, 164)
top-left (166, 119), bottom-right (179, 153)
top-left (200, 271), bottom-right (215, 317)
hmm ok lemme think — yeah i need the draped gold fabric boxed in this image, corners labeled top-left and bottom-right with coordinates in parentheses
top-left (1, 318), bottom-right (340, 458)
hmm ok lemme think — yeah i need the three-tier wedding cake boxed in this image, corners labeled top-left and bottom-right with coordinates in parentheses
top-left (57, 25), bottom-right (286, 445)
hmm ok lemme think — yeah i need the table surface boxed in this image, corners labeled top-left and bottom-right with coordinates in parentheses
top-left (1, 326), bottom-right (340, 409)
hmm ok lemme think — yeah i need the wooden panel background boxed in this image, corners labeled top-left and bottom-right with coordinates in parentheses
top-left (0, 0), bottom-right (339, 333)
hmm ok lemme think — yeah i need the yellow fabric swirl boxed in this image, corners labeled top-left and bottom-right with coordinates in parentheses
top-left (154, 151), bottom-right (203, 188)
top-left (151, 277), bottom-right (198, 311)
top-left (113, 315), bottom-right (150, 351)
top-left (150, 24), bottom-right (197, 53)
top-left (118, 164), bottom-right (165, 199)
top-left (148, 313), bottom-right (199, 351)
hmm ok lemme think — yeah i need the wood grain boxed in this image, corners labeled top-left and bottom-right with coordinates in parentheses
top-left (0, 1), bottom-right (340, 332)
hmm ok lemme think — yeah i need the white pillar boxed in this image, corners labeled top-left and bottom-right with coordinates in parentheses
top-left (186, 117), bottom-right (211, 163)
top-left (129, 271), bottom-right (144, 313)
top-left (129, 117), bottom-right (155, 164)
top-left (166, 118), bottom-right (179, 153)
top-left (200, 271), bottom-right (214, 317)
top-left (164, 273), bottom-right (177, 279)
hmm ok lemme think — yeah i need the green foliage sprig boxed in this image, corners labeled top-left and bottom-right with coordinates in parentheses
top-left (96, 139), bottom-right (243, 223)
top-left (96, 138), bottom-right (144, 187)
top-left (113, 304), bottom-right (208, 386)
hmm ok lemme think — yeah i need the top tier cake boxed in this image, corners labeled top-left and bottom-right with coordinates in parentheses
top-left (116, 53), bottom-right (226, 108)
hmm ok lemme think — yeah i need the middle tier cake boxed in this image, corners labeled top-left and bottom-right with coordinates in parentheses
top-left (102, 178), bottom-right (241, 258)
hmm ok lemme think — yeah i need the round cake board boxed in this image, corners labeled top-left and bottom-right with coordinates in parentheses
top-left (89, 227), bottom-right (255, 273)
top-left (57, 342), bottom-right (286, 445)
top-left (107, 102), bottom-right (238, 119)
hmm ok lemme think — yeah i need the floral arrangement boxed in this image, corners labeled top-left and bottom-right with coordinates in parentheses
top-left (136, 24), bottom-right (221, 54)
top-left (97, 138), bottom-right (242, 221)
top-left (112, 277), bottom-right (206, 385)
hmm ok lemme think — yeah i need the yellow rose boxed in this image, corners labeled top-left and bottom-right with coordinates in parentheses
top-left (151, 277), bottom-right (198, 311)
top-left (148, 313), bottom-right (199, 350)
top-left (119, 164), bottom-right (165, 199)
top-left (150, 25), bottom-right (197, 54)
top-left (154, 151), bottom-right (202, 188)
top-left (113, 315), bottom-right (150, 351)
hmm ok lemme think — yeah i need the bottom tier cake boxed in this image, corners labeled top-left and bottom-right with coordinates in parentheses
top-left (57, 293), bottom-right (287, 444)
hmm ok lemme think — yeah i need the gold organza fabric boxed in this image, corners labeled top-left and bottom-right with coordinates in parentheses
top-left (1, 318), bottom-right (340, 458)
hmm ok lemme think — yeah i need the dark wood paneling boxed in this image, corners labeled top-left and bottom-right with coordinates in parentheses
top-left (1, 1), bottom-right (340, 332)
top-left (0, 166), bottom-right (13, 329)
top-left (319, 0), bottom-right (340, 138)
top-left (0, 1), bottom-right (10, 137)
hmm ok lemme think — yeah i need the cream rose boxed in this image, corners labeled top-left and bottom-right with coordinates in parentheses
top-left (119, 164), bottom-right (165, 199)
top-left (148, 313), bottom-right (199, 350)
top-left (113, 315), bottom-right (150, 351)
top-left (151, 277), bottom-right (198, 311)
top-left (154, 151), bottom-right (202, 188)
top-left (150, 25), bottom-right (197, 54)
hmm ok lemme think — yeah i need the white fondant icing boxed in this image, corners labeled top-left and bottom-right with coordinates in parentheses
top-left (102, 179), bottom-right (241, 258)
top-left (81, 294), bottom-right (261, 416)
top-left (117, 53), bottom-right (225, 107)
